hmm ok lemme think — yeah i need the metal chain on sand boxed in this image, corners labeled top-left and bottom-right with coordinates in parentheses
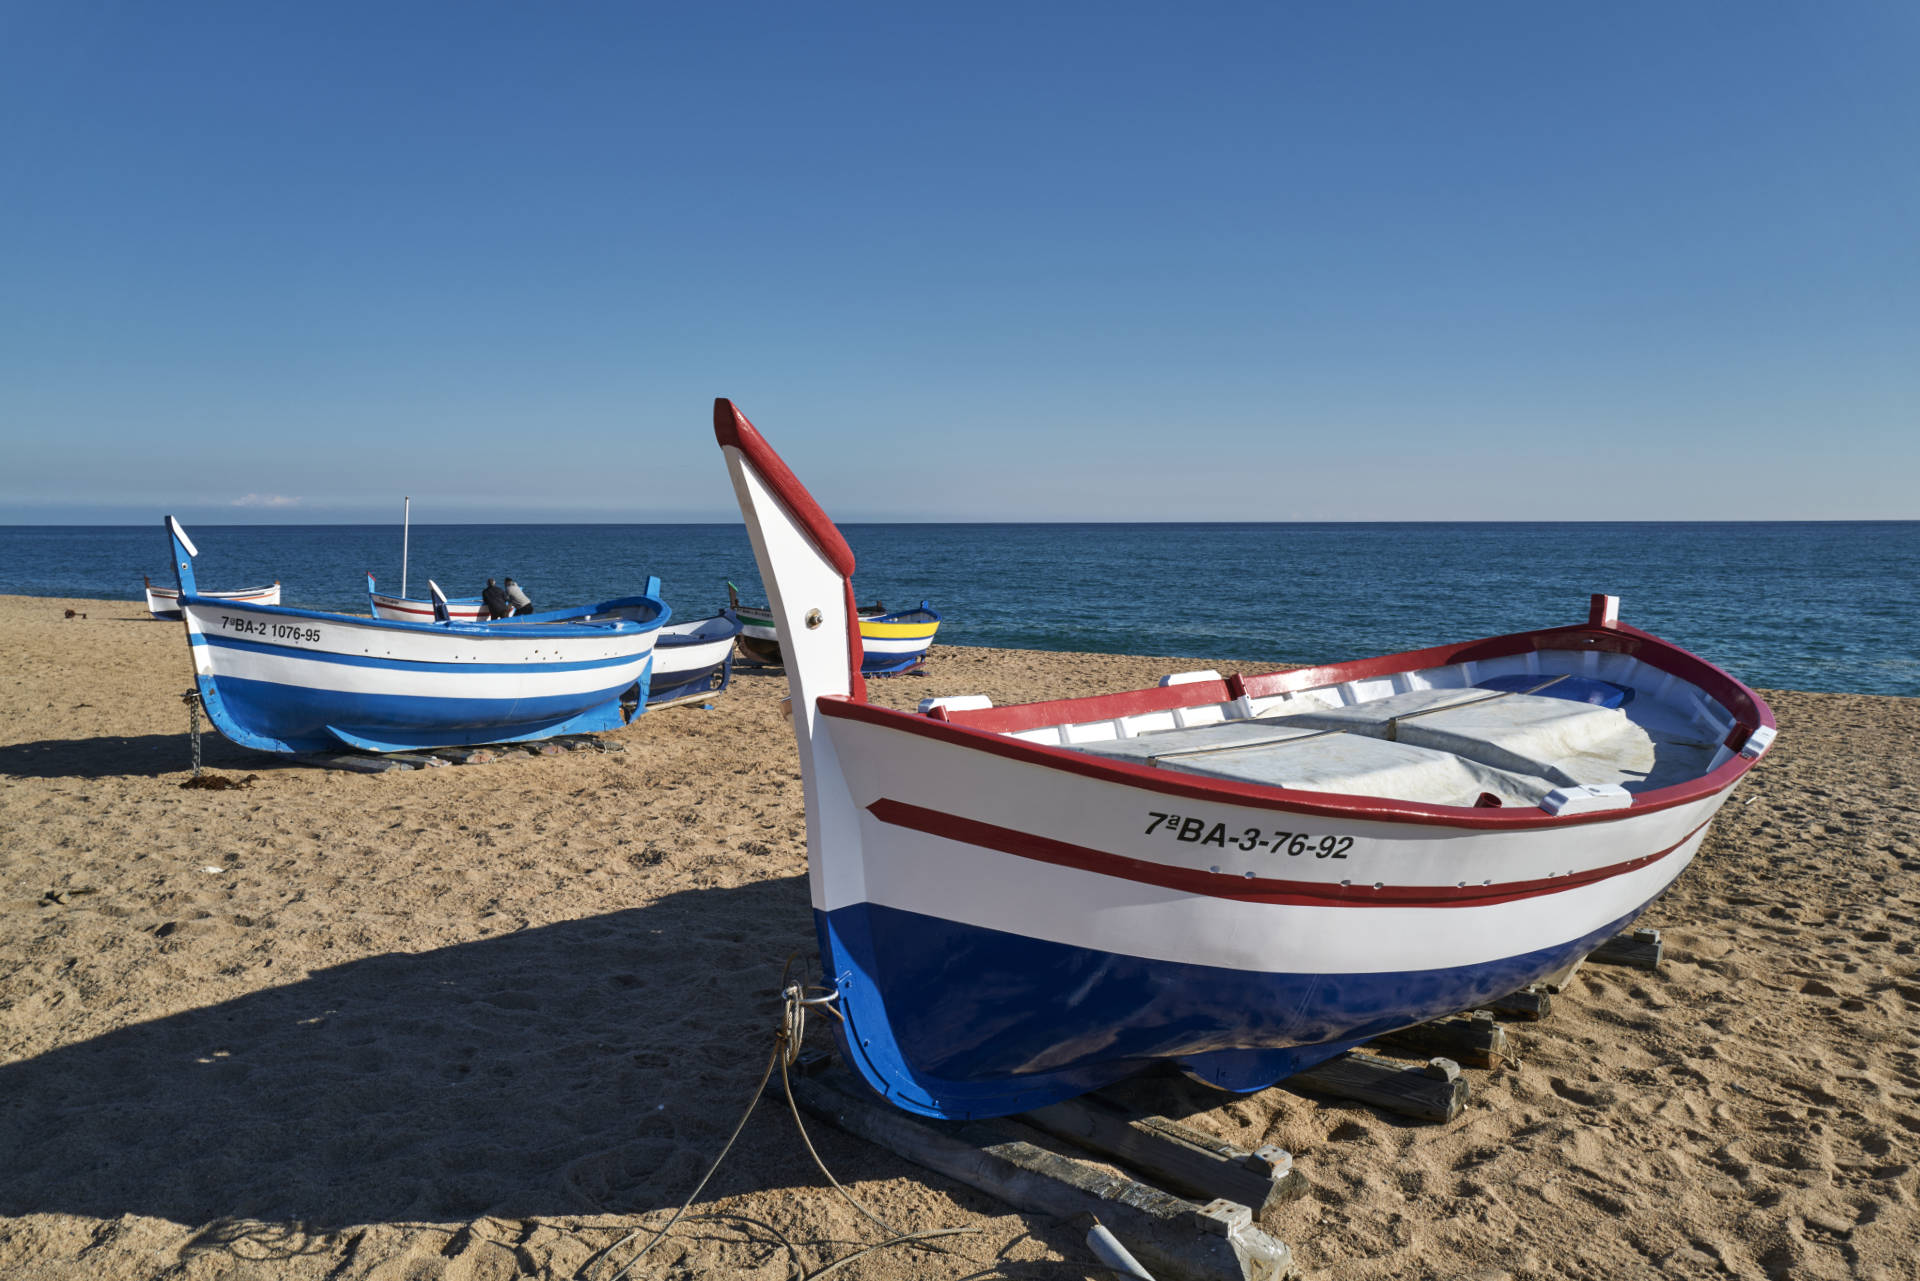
top-left (181, 688), bottom-right (203, 777)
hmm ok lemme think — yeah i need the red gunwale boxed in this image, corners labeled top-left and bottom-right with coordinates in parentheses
top-left (817, 621), bottom-right (1773, 831)
top-left (870, 798), bottom-right (1704, 908)
top-left (937, 677), bottom-right (1232, 731)
top-left (714, 399), bottom-right (857, 578)
top-left (715, 398), bottom-right (867, 703)
top-left (374, 599), bottom-right (479, 619)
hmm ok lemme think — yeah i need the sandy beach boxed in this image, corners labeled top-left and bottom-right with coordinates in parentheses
top-left (1, 592), bottom-right (1916, 1280)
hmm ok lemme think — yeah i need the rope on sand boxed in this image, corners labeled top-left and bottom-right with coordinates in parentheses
top-left (573, 957), bottom-right (979, 1281)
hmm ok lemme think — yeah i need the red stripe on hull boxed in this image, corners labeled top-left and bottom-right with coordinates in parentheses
top-left (868, 798), bottom-right (1702, 908)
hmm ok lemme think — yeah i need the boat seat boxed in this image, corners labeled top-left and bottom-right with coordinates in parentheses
top-left (1076, 721), bottom-right (1556, 808)
top-left (1068, 720), bottom-right (1327, 762)
top-left (1258, 688), bottom-right (1655, 790)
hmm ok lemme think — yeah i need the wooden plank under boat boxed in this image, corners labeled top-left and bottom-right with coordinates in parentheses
top-left (713, 398), bottom-right (1777, 1121)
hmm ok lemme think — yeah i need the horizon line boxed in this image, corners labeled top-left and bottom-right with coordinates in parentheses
top-left (3, 517), bottom-right (1918, 529)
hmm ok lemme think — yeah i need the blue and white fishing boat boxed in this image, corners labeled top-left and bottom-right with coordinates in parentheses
top-left (164, 517), bottom-right (668, 754)
top-left (366, 574), bottom-right (487, 623)
top-left (648, 609), bottom-right (744, 708)
top-left (716, 398), bottom-right (1777, 1121)
top-left (373, 570), bottom-right (734, 708)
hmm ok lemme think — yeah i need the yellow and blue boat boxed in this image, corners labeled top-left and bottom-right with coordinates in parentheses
top-left (729, 584), bottom-right (940, 674)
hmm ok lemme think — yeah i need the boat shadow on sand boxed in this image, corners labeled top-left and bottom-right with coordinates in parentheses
top-left (0, 877), bottom-right (1041, 1247)
top-left (0, 731), bottom-right (282, 781)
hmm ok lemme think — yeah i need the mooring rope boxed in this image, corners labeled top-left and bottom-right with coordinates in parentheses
top-left (575, 957), bottom-right (979, 1281)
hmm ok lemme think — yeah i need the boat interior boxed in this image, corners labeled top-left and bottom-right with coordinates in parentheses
top-left (927, 647), bottom-right (1755, 814)
top-left (866, 604), bottom-right (940, 627)
top-left (657, 612), bottom-right (741, 643)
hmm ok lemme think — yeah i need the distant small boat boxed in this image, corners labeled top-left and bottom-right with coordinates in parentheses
top-left (647, 610), bottom-right (745, 708)
top-left (714, 397), bottom-right (1776, 1121)
top-left (163, 518), bottom-right (667, 754)
top-left (728, 583), bottom-right (940, 674)
top-left (145, 577), bottom-right (279, 621)
top-left (857, 602), bottom-right (942, 674)
top-left (366, 574), bottom-right (488, 623)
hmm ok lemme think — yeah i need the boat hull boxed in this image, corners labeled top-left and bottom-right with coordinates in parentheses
top-left (181, 599), bottom-right (660, 753)
top-left (735, 603), bottom-right (938, 673)
top-left (806, 698), bottom-right (1730, 1117)
top-left (856, 606), bottom-right (940, 674)
top-left (821, 895), bottom-right (1650, 1112)
top-left (648, 613), bottom-right (743, 707)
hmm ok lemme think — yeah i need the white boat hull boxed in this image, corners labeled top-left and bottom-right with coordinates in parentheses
top-left (145, 579), bottom-right (279, 620)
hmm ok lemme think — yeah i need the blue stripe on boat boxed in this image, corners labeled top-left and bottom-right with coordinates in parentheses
top-left (191, 631), bottom-right (643, 675)
top-left (817, 900), bottom-right (1649, 1120)
top-left (202, 672), bottom-right (643, 753)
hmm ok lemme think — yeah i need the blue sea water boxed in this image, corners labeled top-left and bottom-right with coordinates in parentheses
top-left (2, 521), bottom-right (1915, 696)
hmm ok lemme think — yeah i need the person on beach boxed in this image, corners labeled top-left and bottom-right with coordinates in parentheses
top-left (481, 578), bottom-right (512, 620)
top-left (504, 577), bottom-right (533, 616)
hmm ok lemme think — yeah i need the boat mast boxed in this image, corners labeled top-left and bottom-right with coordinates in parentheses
top-left (401, 495), bottom-right (411, 599)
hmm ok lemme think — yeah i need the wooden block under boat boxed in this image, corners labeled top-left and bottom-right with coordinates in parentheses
top-left (380, 752), bottom-right (447, 769)
top-left (1017, 1094), bottom-right (1306, 1215)
top-left (1371, 1012), bottom-right (1511, 1070)
top-left (429, 746), bottom-right (497, 765)
top-left (1534, 955), bottom-right (1586, 994)
top-left (1589, 928), bottom-right (1664, 970)
top-left (293, 753), bottom-right (416, 774)
top-left (788, 1063), bottom-right (1293, 1281)
top-left (1477, 985), bottom-right (1553, 1021)
top-left (1283, 1052), bottom-right (1469, 1124)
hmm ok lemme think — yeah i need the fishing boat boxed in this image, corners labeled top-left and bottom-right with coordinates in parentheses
top-left (728, 584), bottom-right (884, 667)
top-left (366, 574), bottom-right (487, 623)
top-left (728, 585), bottom-right (940, 674)
top-left (714, 398), bottom-right (1777, 1120)
top-left (163, 517), bottom-right (667, 754)
top-left (856, 602), bottom-right (942, 674)
top-left (646, 609), bottom-right (745, 708)
top-left (144, 577), bottom-right (279, 620)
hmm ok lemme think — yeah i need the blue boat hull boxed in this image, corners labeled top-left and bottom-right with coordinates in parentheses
top-left (645, 662), bottom-right (730, 706)
top-left (816, 899), bottom-right (1647, 1119)
top-left (196, 656), bottom-right (651, 754)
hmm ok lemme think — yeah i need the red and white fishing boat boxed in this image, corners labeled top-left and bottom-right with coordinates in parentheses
top-left (145, 576), bottom-right (279, 620)
top-left (715, 398), bottom-right (1777, 1121)
top-left (366, 574), bottom-right (488, 623)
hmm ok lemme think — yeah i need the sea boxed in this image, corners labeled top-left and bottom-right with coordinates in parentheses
top-left (2, 521), bottom-right (1915, 697)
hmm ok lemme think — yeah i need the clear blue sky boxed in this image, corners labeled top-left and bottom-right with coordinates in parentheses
top-left (2, 3), bottom-right (1914, 523)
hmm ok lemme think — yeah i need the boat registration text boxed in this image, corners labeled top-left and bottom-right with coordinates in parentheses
top-left (1144, 811), bottom-right (1353, 859)
top-left (218, 615), bottom-right (323, 644)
